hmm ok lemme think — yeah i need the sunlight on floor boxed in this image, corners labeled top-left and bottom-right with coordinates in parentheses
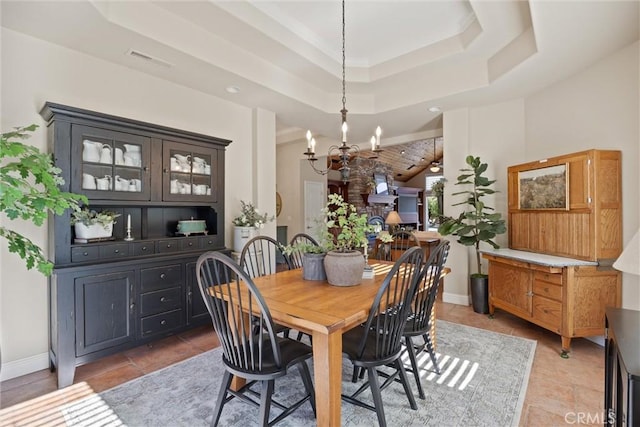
top-left (401, 350), bottom-right (479, 391)
top-left (0, 382), bottom-right (123, 427)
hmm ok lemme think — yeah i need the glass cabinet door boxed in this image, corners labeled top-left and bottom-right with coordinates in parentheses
top-left (162, 140), bottom-right (218, 202)
top-left (71, 125), bottom-right (151, 201)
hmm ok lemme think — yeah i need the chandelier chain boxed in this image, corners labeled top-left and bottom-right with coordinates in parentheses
top-left (341, 0), bottom-right (346, 115)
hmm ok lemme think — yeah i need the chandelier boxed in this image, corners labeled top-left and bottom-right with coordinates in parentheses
top-left (303, 0), bottom-right (382, 183)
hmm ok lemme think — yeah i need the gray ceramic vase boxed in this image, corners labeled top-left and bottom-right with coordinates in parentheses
top-left (323, 250), bottom-right (365, 286)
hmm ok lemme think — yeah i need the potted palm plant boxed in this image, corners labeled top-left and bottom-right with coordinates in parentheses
top-left (322, 194), bottom-right (374, 286)
top-left (438, 155), bottom-right (506, 313)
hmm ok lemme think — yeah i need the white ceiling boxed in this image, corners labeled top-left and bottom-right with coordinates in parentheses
top-left (2, 1), bottom-right (638, 146)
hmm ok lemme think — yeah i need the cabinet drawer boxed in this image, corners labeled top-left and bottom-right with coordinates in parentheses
top-left (140, 287), bottom-right (182, 317)
top-left (140, 264), bottom-right (182, 292)
top-left (532, 296), bottom-right (562, 332)
top-left (99, 243), bottom-right (129, 260)
top-left (534, 271), bottom-right (563, 285)
top-left (533, 280), bottom-right (562, 302)
top-left (71, 246), bottom-right (100, 263)
top-left (180, 237), bottom-right (199, 251)
top-left (157, 239), bottom-right (179, 254)
top-left (140, 309), bottom-right (183, 337)
top-left (132, 242), bottom-right (157, 257)
top-left (199, 236), bottom-right (218, 250)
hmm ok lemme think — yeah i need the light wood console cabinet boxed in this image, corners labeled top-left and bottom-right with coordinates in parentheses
top-left (484, 149), bottom-right (622, 355)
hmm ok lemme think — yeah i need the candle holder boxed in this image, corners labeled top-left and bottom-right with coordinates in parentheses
top-left (124, 225), bottom-right (134, 241)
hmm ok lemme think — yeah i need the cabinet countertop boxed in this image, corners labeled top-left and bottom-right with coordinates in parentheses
top-left (481, 248), bottom-right (598, 267)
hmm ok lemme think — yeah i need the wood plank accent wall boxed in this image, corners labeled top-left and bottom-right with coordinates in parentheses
top-left (507, 149), bottom-right (622, 262)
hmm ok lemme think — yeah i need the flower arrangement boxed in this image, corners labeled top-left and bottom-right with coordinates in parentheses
top-left (71, 208), bottom-right (120, 229)
top-left (232, 200), bottom-right (274, 228)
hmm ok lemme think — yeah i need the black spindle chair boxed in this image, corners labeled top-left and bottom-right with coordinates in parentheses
top-left (288, 233), bottom-right (319, 269)
top-left (196, 251), bottom-right (316, 426)
top-left (341, 246), bottom-right (424, 427)
top-left (403, 240), bottom-right (450, 399)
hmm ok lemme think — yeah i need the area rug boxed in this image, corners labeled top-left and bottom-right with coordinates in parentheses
top-left (62, 320), bottom-right (536, 426)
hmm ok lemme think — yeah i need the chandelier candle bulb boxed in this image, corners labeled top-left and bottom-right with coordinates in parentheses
top-left (306, 130), bottom-right (312, 150)
top-left (342, 121), bottom-right (348, 143)
top-left (127, 214), bottom-right (131, 230)
top-left (376, 126), bottom-right (381, 147)
top-left (311, 138), bottom-right (316, 154)
top-left (370, 136), bottom-right (376, 150)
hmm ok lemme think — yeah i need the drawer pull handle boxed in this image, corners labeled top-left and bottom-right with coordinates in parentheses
top-left (161, 320), bottom-right (166, 325)
top-left (130, 303), bottom-right (135, 310)
top-left (114, 249), bottom-right (119, 254)
top-left (188, 242), bottom-right (193, 246)
top-left (142, 246), bottom-right (148, 251)
top-left (208, 240), bottom-right (213, 244)
top-left (83, 252), bottom-right (89, 256)
top-left (166, 244), bottom-right (172, 248)
top-left (160, 297), bottom-right (166, 302)
top-left (160, 273), bottom-right (166, 279)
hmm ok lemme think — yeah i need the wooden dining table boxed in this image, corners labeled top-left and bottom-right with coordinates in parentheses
top-left (225, 261), bottom-right (449, 426)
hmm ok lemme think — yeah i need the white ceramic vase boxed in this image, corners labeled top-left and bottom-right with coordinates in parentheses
top-left (233, 226), bottom-right (259, 253)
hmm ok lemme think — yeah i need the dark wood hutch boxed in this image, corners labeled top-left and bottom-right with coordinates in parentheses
top-left (40, 103), bottom-right (231, 388)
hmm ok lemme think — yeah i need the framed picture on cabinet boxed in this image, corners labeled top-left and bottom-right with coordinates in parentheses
top-left (518, 163), bottom-right (569, 210)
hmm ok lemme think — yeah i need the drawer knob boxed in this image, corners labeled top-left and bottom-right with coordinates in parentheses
top-left (160, 297), bottom-right (166, 302)
top-left (166, 244), bottom-right (172, 248)
top-left (83, 252), bottom-right (89, 256)
top-left (160, 273), bottom-right (166, 279)
top-left (188, 242), bottom-right (193, 246)
top-left (142, 246), bottom-right (148, 251)
top-left (114, 249), bottom-right (119, 254)
top-left (161, 320), bottom-right (166, 325)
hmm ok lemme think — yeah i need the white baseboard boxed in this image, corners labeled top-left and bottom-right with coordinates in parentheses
top-left (442, 292), bottom-right (470, 306)
top-left (0, 352), bottom-right (50, 382)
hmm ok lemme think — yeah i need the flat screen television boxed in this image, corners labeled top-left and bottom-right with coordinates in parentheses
top-left (374, 173), bottom-right (388, 195)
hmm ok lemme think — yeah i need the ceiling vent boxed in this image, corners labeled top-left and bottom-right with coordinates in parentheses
top-left (126, 49), bottom-right (173, 68)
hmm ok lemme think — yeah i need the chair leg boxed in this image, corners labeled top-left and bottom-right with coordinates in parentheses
top-left (211, 370), bottom-right (233, 427)
top-left (259, 380), bottom-right (275, 426)
top-left (395, 359), bottom-right (418, 410)
top-left (405, 336), bottom-right (425, 399)
top-left (297, 361), bottom-right (317, 417)
top-left (367, 367), bottom-right (387, 427)
top-left (423, 333), bottom-right (440, 375)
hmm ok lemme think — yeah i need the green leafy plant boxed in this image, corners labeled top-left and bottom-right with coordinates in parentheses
top-left (0, 124), bottom-right (86, 275)
top-left (377, 231), bottom-right (394, 243)
top-left (232, 200), bottom-right (275, 228)
top-left (71, 208), bottom-right (120, 229)
top-left (438, 155), bottom-right (506, 277)
top-left (324, 194), bottom-right (374, 253)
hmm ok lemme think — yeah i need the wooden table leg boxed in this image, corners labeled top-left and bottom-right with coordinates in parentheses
top-left (312, 329), bottom-right (342, 427)
top-left (230, 308), bottom-right (250, 391)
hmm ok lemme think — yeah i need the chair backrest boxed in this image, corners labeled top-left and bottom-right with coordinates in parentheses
top-left (357, 246), bottom-right (424, 362)
top-left (367, 216), bottom-right (384, 232)
top-left (406, 240), bottom-right (450, 334)
top-left (390, 231), bottom-right (420, 251)
top-left (239, 235), bottom-right (291, 278)
top-left (196, 251), bottom-right (284, 371)
top-left (288, 233), bottom-right (319, 269)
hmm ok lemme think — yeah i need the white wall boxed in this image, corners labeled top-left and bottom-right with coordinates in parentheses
top-left (441, 99), bottom-right (526, 304)
top-left (0, 28), bottom-right (275, 379)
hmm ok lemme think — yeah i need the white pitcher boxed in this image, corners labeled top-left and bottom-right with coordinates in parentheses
top-left (96, 175), bottom-right (111, 190)
top-left (82, 173), bottom-right (96, 190)
top-left (82, 140), bottom-right (102, 162)
top-left (114, 147), bottom-right (125, 165)
top-left (99, 145), bottom-right (112, 164)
